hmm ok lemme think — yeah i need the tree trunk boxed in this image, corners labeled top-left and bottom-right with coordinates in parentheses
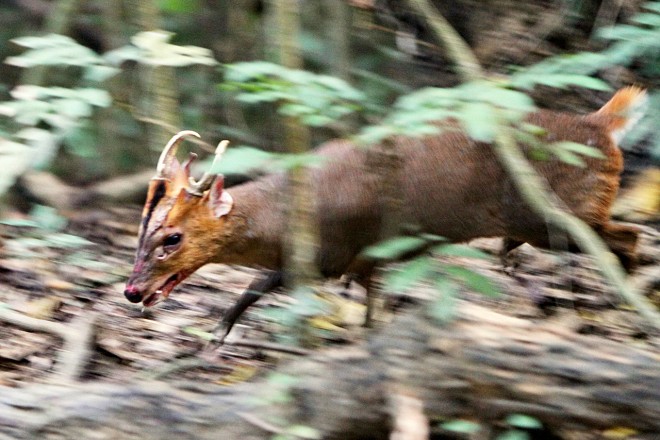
top-left (273, 0), bottom-right (320, 287)
top-left (1, 303), bottom-right (658, 439)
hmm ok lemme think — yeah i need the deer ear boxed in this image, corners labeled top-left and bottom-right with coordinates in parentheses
top-left (208, 175), bottom-right (233, 218)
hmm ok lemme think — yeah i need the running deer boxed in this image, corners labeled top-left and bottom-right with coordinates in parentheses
top-left (125, 86), bottom-right (645, 339)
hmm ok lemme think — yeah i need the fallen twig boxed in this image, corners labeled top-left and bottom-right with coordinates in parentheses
top-left (0, 305), bottom-right (96, 382)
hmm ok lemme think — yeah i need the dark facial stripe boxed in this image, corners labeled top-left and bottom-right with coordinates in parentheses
top-left (139, 180), bottom-right (166, 248)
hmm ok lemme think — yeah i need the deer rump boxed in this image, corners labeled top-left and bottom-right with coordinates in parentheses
top-left (126, 87), bottom-right (644, 341)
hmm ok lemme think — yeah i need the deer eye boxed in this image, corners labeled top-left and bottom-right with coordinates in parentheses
top-left (163, 233), bottom-right (182, 250)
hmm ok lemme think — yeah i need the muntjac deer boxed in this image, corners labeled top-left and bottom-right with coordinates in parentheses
top-left (125, 86), bottom-right (645, 340)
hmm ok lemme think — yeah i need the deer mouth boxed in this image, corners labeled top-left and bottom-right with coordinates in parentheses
top-left (143, 273), bottom-right (181, 307)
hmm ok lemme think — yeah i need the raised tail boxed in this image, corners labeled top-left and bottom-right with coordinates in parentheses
top-left (596, 86), bottom-right (648, 144)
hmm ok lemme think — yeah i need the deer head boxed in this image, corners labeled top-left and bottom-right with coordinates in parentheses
top-left (124, 131), bottom-right (234, 307)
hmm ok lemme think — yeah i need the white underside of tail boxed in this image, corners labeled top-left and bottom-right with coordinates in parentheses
top-left (609, 93), bottom-right (648, 144)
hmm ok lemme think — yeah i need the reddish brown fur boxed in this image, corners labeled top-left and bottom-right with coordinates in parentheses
top-left (126, 88), bottom-right (644, 308)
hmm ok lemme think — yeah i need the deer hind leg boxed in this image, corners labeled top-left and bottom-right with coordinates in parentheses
top-left (595, 222), bottom-right (640, 272)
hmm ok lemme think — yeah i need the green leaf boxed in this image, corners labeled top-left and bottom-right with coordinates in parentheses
top-left (45, 233), bottom-right (93, 249)
top-left (632, 12), bottom-right (660, 27)
top-left (458, 102), bottom-right (498, 142)
top-left (538, 74), bottom-right (611, 91)
top-left (300, 114), bottom-right (335, 127)
top-left (444, 265), bottom-right (499, 296)
top-left (429, 278), bottom-right (459, 323)
top-left (519, 123), bottom-right (547, 136)
top-left (506, 414), bottom-right (543, 429)
top-left (159, 0), bottom-right (201, 13)
top-left (597, 24), bottom-right (648, 41)
top-left (285, 425), bottom-right (321, 440)
top-left (357, 125), bottom-right (397, 145)
top-left (209, 146), bottom-right (278, 175)
top-left (267, 372), bottom-right (299, 388)
top-left (0, 219), bottom-right (39, 228)
top-left (496, 429), bottom-right (531, 440)
top-left (644, 2), bottom-right (660, 13)
top-left (83, 65), bottom-right (120, 82)
top-left (384, 257), bottom-right (434, 293)
top-left (274, 153), bottom-right (326, 170)
top-left (553, 148), bottom-right (586, 167)
top-left (434, 244), bottom-right (493, 260)
top-left (30, 205), bottom-right (67, 231)
top-left (55, 99), bottom-right (92, 118)
top-left (182, 327), bottom-right (216, 342)
top-left (551, 141), bottom-right (606, 159)
top-left (440, 420), bottom-right (481, 434)
top-left (363, 236), bottom-right (427, 260)
top-left (0, 138), bottom-right (33, 196)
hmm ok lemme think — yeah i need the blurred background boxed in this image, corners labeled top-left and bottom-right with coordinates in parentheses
top-left (0, 0), bottom-right (658, 213)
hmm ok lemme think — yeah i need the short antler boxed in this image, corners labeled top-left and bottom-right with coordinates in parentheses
top-left (187, 139), bottom-right (229, 196)
top-left (155, 130), bottom-right (201, 180)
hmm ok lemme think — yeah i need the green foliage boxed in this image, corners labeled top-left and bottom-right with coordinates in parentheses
top-left (505, 414), bottom-right (543, 429)
top-left (222, 61), bottom-right (365, 127)
top-left (0, 137), bottom-right (32, 195)
top-left (443, 265), bottom-right (499, 297)
top-left (0, 30), bottom-right (220, 200)
top-left (358, 80), bottom-right (535, 145)
top-left (428, 278), bottom-right (459, 324)
top-left (384, 256), bottom-right (434, 293)
top-left (0, 86), bottom-right (111, 126)
top-left (258, 286), bottom-right (334, 346)
top-left (494, 413), bottom-right (543, 440)
top-left (508, 0), bottom-right (660, 89)
top-left (106, 31), bottom-right (217, 67)
top-left (497, 430), bottom-right (530, 440)
top-left (363, 235), bottom-right (429, 260)
top-left (207, 145), bottom-right (326, 175)
top-left (0, 34), bottom-right (114, 197)
top-left (1, 205), bottom-right (93, 258)
top-left (510, 70), bottom-right (612, 91)
top-left (596, 1), bottom-right (660, 68)
top-left (375, 236), bottom-right (499, 324)
top-left (272, 425), bottom-right (321, 440)
top-left (509, 1), bottom-right (660, 162)
top-left (549, 141), bottom-right (607, 168)
top-left (439, 419), bottom-right (482, 434)
top-left (159, 0), bottom-right (201, 14)
top-left (7, 34), bottom-right (119, 82)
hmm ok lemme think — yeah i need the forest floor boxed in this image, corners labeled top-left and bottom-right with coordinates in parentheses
top-left (0, 203), bottom-right (658, 389)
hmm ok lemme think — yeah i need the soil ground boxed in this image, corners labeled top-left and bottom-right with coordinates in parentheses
top-left (1, 204), bottom-right (658, 388)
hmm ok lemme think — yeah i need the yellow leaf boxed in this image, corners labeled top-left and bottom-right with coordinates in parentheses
top-left (602, 427), bottom-right (638, 439)
top-left (308, 316), bottom-right (344, 332)
top-left (612, 168), bottom-right (660, 221)
top-left (217, 364), bottom-right (258, 386)
top-left (22, 296), bottom-right (61, 320)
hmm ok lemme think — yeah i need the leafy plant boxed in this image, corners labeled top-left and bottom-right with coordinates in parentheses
top-left (105, 31), bottom-right (217, 68)
top-left (510, 0), bottom-right (660, 159)
top-left (358, 80), bottom-right (537, 145)
top-left (439, 419), bottom-right (482, 435)
top-left (367, 235), bottom-right (499, 323)
top-left (6, 34), bottom-right (119, 82)
top-left (207, 145), bottom-right (327, 176)
top-left (1, 205), bottom-right (93, 258)
top-left (258, 285), bottom-right (334, 346)
top-left (222, 61), bottom-right (365, 127)
top-left (0, 34), bottom-right (115, 198)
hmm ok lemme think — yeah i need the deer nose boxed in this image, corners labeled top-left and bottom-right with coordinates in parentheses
top-left (124, 285), bottom-right (143, 303)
